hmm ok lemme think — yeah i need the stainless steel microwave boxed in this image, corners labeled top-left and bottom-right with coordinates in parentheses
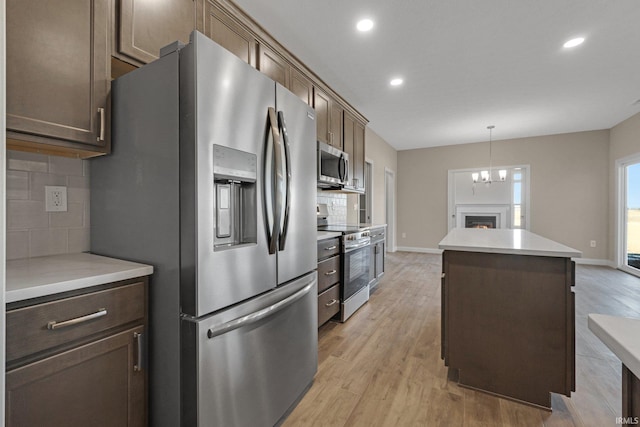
top-left (317, 141), bottom-right (349, 188)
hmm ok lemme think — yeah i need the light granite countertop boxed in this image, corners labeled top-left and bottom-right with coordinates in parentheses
top-left (588, 314), bottom-right (640, 378)
top-left (6, 253), bottom-right (154, 303)
top-left (438, 228), bottom-right (582, 258)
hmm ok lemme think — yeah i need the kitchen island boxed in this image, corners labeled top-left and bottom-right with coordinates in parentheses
top-left (439, 228), bottom-right (581, 409)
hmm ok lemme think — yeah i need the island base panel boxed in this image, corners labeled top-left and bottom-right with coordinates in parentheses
top-left (442, 250), bottom-right (575, 409)
top-left (623, 364), bottom-right (640, 419)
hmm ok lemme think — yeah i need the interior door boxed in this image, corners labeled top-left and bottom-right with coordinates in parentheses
top-left (275, 84), bottom-right (318, 285)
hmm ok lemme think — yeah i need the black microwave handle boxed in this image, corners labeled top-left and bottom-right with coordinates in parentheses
top-left (339, 154), bottom-right (348, 182)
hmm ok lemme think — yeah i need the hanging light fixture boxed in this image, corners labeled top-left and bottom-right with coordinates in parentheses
top-left (472, 125), bottom-right (507, 184)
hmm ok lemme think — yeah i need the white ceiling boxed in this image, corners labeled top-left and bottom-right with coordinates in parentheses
top-left (233, 0), bottom-right (640, 150)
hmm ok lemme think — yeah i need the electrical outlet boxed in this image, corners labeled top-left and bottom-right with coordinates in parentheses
top-left (402, 232), bottom-right (406, 238)
top-left (590, 240), bottom-right (596, 248)
top-left (45, 186), bottom-right (68, 212)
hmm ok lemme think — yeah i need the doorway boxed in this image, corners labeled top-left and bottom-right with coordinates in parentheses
top-left (385, 168), bottom-right (395, 252)
top-left (617, 153), bottom-right (640, 277)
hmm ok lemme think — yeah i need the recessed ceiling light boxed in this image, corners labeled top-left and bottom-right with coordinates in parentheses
top-left (563, 37), bottom-right (585, 48)
top-left (390, 78), bottom-right (403, 86)
top-left (356, 19), bottom-right (374, 32)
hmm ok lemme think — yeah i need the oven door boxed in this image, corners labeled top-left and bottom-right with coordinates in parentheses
top-left (343, 243), bottom-right (370, 300)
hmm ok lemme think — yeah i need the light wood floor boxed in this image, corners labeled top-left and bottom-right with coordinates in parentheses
top-left (283, 251), bottom-right (640, 427)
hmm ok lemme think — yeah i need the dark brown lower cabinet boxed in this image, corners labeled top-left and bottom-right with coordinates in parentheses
top-left (441, 250), bottom-right (575, 409)
top-left (5, 278), bottom-right (148, 427)
top-left (6, 326), bottom-right (145, 427)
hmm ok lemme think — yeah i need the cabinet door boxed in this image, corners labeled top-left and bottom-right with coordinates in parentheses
top-left (343, 111), bottom-right (355, 184)
top-left (330, 101), bottom-right (344, 150)
top-left (258, 44), bottom-right (290, 88)
top-left (198, 0), bottom-right (256, 66)
top-left (375, 242), bottom-right (385, 279)
top-left (354, 121), bottom-right (366, 189)
top-left (6, 0), bottom-right (109, 149)
top-left (290, 68), bottom-right (313, 106)
top-left (118, 0), bottom-right (195, 64)
top-left (6, 326), bottom-right (146, 427)
top-left (314, 88), bottom-right (330, 145)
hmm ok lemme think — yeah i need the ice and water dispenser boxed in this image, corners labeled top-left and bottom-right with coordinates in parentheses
top-left (213, 144), bottom-right (258, 250)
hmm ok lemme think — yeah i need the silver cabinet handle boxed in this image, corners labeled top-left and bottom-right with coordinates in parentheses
top-left (325, 299), bottom-right (339, 307)
top-left (47, 308), bottom-right (107, 330)
top-left (133, 332), bottom-right (143, 372)
top-left (324, 270), bottom-right (337, 276)
top-left (97, 107), bottom-right (105, 142)
top-left (324, 245), bottom-right (337, 250)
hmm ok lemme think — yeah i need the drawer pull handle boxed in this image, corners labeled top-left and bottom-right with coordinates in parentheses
top-left (325, 299), bottom-right (339, 307)
top-left (324, 246), bottom-right (337, 250)
top-left (324, 270), bottom-right (337, 276)
top-left (47, 308), bottom-right (107, 330)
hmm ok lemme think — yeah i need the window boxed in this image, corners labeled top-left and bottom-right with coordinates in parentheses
top-left (617, 153), bottom-right (640, 277)
top-left (625, 162), bottom-right (640, 271)
top-left (512, 170), bottom-right (523, 228)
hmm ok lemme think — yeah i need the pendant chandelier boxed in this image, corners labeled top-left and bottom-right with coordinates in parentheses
top-left (472, 125), bottom-right (507, 184)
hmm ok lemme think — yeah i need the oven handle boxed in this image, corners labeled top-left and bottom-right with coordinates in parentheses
top-left (207, 282), bottom-right (314, 339)
top-left (344, 240), bottom-right (370, 252)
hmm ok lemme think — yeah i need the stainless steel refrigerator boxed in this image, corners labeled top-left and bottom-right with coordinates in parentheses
top-left (91, 31), bottom-right (318, 427)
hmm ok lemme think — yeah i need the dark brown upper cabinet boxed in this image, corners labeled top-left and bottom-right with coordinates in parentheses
top-left (115, 0), bottom-right (196, 65)
top-left (197, 0), bottom-right (257, 67)
top-left (290, 67), bottom-right (313, 106)
top-left (6, 0), bottom-right (111, 157)
top-left (314, 87), bottom-right (343, 149)
top-left (258, 44), bottom-right (290, 88)
top-left (343, 111), bottom-right (366, 190)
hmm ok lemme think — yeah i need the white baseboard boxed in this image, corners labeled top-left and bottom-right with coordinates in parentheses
top-left (396, 246), bottom-right (443, 255)
top-left (573, 258), bottom-right (615, 267)
top-left (396, 247), bottom-right (614, 267)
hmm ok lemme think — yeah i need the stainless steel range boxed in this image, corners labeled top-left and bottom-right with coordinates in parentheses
top-left (317, 223), bottom-right (371, 321)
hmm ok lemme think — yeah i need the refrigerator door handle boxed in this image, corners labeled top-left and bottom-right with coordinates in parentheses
top-left (265, 107), bottom-right (282, 254)
top-left (277, 111), bottom-right (291, 251)
top-left (207, 281), bottom-right (315, 339)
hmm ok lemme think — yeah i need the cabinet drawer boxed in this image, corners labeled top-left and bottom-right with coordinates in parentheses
top-left (317, 238), bottom-right (340, 261)
top-left (7, 281), bottom-right (145, 362)
top-left (318, 255), bottom-right (340, 293)
top-left (318, 284), bottom-right (340, 327)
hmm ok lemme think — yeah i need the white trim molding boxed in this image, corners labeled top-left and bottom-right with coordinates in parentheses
top-left (396, 246), bottom-right (444, 255)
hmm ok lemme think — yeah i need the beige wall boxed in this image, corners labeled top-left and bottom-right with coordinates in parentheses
top-left (397, 130), bottom-right (610, 260)
top-left (609, 112), bottom-right (640, 260)
top-left (365, 127), bottom-right (397, 225)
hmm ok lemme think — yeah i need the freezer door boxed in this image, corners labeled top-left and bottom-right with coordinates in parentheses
top-left (180, 32), bottom-right (278, 316)
top-left (275, 84), bottom-right (318, 284)
top-left (181, 272), bottom-right (318, 427)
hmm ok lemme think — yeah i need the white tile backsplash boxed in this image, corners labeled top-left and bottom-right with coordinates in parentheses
top-left (6, 150), bottom-right (90, 259)
top-left (317, 192), bottom-right (348, 224)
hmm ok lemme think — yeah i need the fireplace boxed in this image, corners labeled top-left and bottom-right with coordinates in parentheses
top-left (465, 216), bottom-right (497, 229)
top-left (455, 205), bottom-right (509, 229)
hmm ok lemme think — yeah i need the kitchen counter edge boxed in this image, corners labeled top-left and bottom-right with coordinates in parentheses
top-left (438, 228), bottom-right (582, 258)
top-left (6, 252), bottom-right (154, 303)
top-left (588, 314), bottom-right (640, 379)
